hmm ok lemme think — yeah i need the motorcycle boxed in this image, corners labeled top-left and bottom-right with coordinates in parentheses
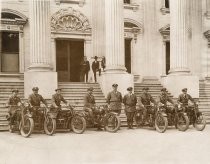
top-left (54, 105), bottom-right (86, 134)
top-left (6, 102), bottom-right (34, 138)
top-left (31, 106), bottom-right (56, 135)
top-left (165, 104), bottom-right (189, 131)
top-left (185, 102), bottom-right (206, 131)
top-left (134, 104), bottom-right (168, 133)
top-left (82, 105), bottom-right (121, 133)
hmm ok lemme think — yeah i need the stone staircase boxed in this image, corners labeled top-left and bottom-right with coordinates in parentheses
top-left (198, 81), bottom-right (210, 123)
top-left (0, 82), bottom-right (24, 131)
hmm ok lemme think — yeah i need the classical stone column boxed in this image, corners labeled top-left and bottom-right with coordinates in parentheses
top-left (24, 0), bottom-right (57, 98)
top-left (100, 0), bottom-right (133, 96)
top-left (161, 0), bottom-right (199, 98)
top-left (206, 0), bottom-right (210, 19)
top-left (169, 0), bottom-right (190, 75)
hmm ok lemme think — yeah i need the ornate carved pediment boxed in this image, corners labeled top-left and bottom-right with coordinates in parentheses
top-left (51, 7), bottom-right (91, 33)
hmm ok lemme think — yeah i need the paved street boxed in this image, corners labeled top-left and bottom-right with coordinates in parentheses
top-left (0, 125), bottom-right (210, 164)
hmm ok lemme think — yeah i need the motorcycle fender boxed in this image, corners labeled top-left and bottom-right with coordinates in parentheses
top-left (48, 113), bottom-right (57, 119)
top-left (183, 113), bottom-right (187, 116)
top-left (161, 113), bottom-right (167, 117)
top-left (75, 112), bottom-right (85, 117)
top-left (26, 113), bottom-right (33, 118)
top-left (109, 112), bottom-right (118, 116)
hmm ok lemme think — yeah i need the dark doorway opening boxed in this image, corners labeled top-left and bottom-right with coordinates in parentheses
top-left (125, 39), bottom-right (132, 73)
top-left (166, 42), bottom-right (170, 75)
top-left (56, 40), bottom-right (84, 82)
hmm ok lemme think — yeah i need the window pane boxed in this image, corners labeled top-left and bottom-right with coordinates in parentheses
top-left (124, 0), bottom-right (130, 4)
top-left (1, 53), bottom-right (19, 72)
top-left (2, 32), bottom-right (19, 53)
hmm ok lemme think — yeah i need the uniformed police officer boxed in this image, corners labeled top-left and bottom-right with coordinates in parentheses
top-left (138, 87), bottom-right (157, 124)
top-left (7, 89), bottom-right (22, 131)
top-left (157, 88), bottom-right (175, 113)
top-left (51, 88), bottom-right (68, 112)
top-left (28, 87), bottom-right (48, 128)
top-left (123, 87), bottom-right (137, 129)
top-left (106, 84), bottom-right (122, 115)
top-left (84, 87), bottom-right (95, 122)
top-left (177, 88), bottom-right (196, 112)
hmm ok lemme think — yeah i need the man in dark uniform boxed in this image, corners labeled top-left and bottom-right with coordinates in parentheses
top-left (51, 88), bottom-right (68, 112)
top-left (138, 87), bottom-right (157, 124)
top-left (92, 56), bottom-right (101, 82)
top-left (6, 89), bottom-right (22, 131)
top-left (28, 87), bottom-right (48, 127)
top-left (157, 88), bottom-right (175, 113)
top-left (84, 87), bottom-right (95, 122)
top-left (80, 56), bottom-right (90, 82)
top-left (107, 84), bottom-right (122, 115)
top-left (123, 87), bottom-right (137, 129)
top-left (101, 56), bottom-right (106, 71)
top-left (177, 88), bottom-right (196, 112)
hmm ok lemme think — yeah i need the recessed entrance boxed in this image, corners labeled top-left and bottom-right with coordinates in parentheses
top-left (166, 42), bottom-right (170, 75)
top-left (56, 40), bottom-right (84, 82)
top-left (125, 39), bottom-right (132, 73)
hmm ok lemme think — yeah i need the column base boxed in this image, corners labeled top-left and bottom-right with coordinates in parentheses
top-left (168, 68), bottom-right (190, 75)
top-left (24, 71), bottom-right (57, 99)
top-left (28, 64), bottom-right (52, 71)
top-left (161, 75), bottom-right (199, 98)
top-left (99, 71), bottom-right (134, 96)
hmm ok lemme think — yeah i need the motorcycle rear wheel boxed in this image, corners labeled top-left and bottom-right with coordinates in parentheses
top-left (177, 113), bottom-right (189, 131)
top-left (104, 114), bottom-right (121, 133)
top-left (193, 114), bottom-right (206, 131)
top-left (44, 117), bottom-right (56, 135)
top-left (155, 114), bottom-right (168, 133)
top-left (71, 116), bottom-right (86, 134)
top-left (20, 117), bottom-right (34, 138)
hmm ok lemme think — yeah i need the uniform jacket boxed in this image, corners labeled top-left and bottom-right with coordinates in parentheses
top-left (51, 93), bottom-right (67, 107)
top-left (80, 60), bottom-right (90, 73)
top-left (92, 61), bottom-right (99, 72)
top-left (28, 93), bottom-right (47, 107)
top-left (138, 93), bottom-right (156, 106)
top-left (107, 91), bottom-right (122, 111)
top-left (123, 93), bottom-right (137, 112)
top-left (84, 93), bottom-right (95, 108)
top-left (177, 93), bottom-right (194, 105)
top-left (157, 93), bottom-right (174, 106)
top-left (7, 95), bottom-right (21, 106)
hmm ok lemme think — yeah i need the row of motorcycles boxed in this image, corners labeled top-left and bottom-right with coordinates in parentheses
top-left (7, 101), bottom-right (206, 137)
top-left (134, 103), bottom-right (206, 133)
top-left (7, 102), bottom-right (121, 138)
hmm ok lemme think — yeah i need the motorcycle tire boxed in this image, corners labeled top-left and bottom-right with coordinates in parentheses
top-left (134, 111), bottom-right (144, 127)
top-left (104, 114), bottom-right (121, 133)
top-left (155, 114), bottom-right (168, 133)
top-left (71, 116), bottom-right (86, 134)
top-left (44, 117), bottom-right (56, 135)
top-left (177, 113), bottom-right (189, 131)
top-left (193, 114), bottom-right (206, 131)
top-left (20, 117), bottom-right (34, 138)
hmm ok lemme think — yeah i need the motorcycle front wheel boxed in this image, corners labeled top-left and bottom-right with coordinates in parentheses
top-left (71, 116), bottom-right (86, 134)
top-left (177, 113), bottom-right (189, 131)
top-left (104, 114), bottom-right (121, 133)
top-left (155, 114), bottom-right (168, 133)
top-left (193, 113), bottom-right (206, 131)
top-left (44, 117), bottom-right (56, 135)
top-left (20, 116), bottom-right (34, 138)
top-left (134, 111), bottom-right (144, 127)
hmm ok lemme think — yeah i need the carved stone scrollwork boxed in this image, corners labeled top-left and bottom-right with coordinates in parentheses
top-left (51, 7), bottom-right (91, 33)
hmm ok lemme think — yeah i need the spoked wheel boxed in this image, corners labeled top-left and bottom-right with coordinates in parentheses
top-left (104, 114), bottom-right (121, 133)
top-left (9, 125), bottom-right (14, 133)
top-left (177, 113), bottom-right (189, 131)
top-left (20, 116), bottom-right (34, 138)
top-left (155, 114), bottom-right (168, 133)
top-left (134, 111), bottom-right (144, 127)
top-left (44, 117), bottom-right (56, 135)
top-left (71, 116), bottom-right (86, 134)
top-left (193, 114), bottom-right (206, 131)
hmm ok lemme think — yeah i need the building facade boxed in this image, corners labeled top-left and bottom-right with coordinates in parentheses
top-left (1, 0), bottom-right (210, 98)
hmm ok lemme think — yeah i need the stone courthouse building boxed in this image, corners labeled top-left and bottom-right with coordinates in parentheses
top-left (1, 0), bottom-right (210, 125)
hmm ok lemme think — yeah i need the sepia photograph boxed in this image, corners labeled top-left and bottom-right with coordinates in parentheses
top-left (0, 0), bottom-right (210, 163)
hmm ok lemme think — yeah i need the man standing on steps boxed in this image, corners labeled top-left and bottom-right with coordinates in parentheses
top-left (123, 87), bottom-right (137, 129)
top-left (106, 84), bottom-right (122, 116)
top-left (80, 56), bottom-right (90, 83)
top-left (92, 56), bottom-right (101, 83)
top-left (6, 89), bottom-right (22, 132)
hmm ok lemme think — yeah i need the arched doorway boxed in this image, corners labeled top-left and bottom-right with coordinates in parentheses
top-left (51, 7), bottom-right (91, 82)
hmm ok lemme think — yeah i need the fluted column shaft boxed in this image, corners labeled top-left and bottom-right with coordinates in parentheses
top-left (169, 0), bottom-right (190, 74)
top-left (105, 0), bottom-right (126, 72)
top-left (29, 0), bottom-right (52, 71)
top-left (206, 0), bottom-right (210, 18)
